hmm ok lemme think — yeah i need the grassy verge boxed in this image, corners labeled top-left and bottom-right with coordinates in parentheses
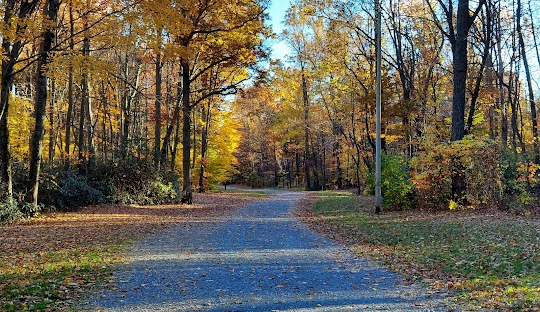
top-left (298, 191), bottom-right (540, 311)
top-left (0, 192), bottom-right (257, 311)
top-left (0, 245), bottom-right (124, 311)
top-left (215, 188), bottom-right (270, 197)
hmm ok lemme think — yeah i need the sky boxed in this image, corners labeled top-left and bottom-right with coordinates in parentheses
top-left (266, 0), bottom-right (292, 61)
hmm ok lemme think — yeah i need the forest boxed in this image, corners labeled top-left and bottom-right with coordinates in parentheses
top-left (1, 0), bottom-right (540, 221)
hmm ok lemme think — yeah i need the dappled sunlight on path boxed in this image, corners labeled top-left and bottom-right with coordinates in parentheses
top-left (86, 190), bottom-right (450, 311)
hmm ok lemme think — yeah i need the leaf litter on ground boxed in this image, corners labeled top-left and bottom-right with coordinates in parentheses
top-left (295, 191), bottom-right (540, 311)
top-left (0, 192), bottom-right (260, 311)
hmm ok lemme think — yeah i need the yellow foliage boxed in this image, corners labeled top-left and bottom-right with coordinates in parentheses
top-left (448, 200), bottom-right (458, 210)
top-left (206, 110), bottom-right (241, 185)
top-left (516, 161), bottom-right (540, 184)
top-left (8, 96), bottom-right (33, 161)
top-left (411, 136), bottom-right (503, 209)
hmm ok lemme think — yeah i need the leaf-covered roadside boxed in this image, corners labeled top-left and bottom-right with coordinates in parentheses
top-left (296, 192), bottom-right (540, 311)
top-left (0, 192), bottom-right (259, 311)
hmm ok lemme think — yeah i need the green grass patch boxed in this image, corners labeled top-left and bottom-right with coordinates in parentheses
top-left (309, 192), bottom-right (540, 310)
top-left (0, 245), bottom-right (125, 311)
top-left (215, 189), bottom-right (270, 197)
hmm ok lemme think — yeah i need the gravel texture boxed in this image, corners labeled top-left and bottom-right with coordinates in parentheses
top-left (86, 190), bottom-right (453, 311)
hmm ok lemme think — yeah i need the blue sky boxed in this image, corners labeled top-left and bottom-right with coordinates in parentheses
top-left (266, 0), bottom-right (292, 61)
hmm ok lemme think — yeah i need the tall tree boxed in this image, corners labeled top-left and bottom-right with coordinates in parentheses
top-left (284, 2), bottom-right (314, 190)
top-left (426, 0), bottom-right (486, 204)
top-left (64, 0), bottom-right (76, 169)
top-left (426, 0), bottom-right (486, 141)
top-left (171, 0), bottom-right (268, 204)
top-left (0, 0), bottom-right (41, 200)
top-left (27, 0), bottom-right (61, 206)
top-left (516, 0), bottom-right (539, 162)
top-left (465, 1), bottom-right (494, 134)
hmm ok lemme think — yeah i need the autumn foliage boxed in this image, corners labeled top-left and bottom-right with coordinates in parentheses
top-left (231, 0), bottom-right (540, 214)
top-left (0, 0), bottom-right (269, 218)
top-left (411, 137), bottom-right (504, 210)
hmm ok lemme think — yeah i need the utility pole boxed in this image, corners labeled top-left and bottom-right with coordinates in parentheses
top-left (375, 0), bottom-right (382, 214)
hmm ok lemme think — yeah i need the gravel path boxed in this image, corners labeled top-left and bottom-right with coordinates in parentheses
top-left (86, 190), bottom-right (452, 311)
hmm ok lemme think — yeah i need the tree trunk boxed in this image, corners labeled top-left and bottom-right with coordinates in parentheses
top-left (27, 0), bottom-right (59, 206)
top-left (448, 0), bottom-right (485, 204)
top-left (466, 7), bottom-right (492, 134)
top-left (180, 59), bottom-right (193, 204)
top-left (120, 55), bottom-right (130, 159)
top-left (390, 0), bottom-right (415, 155)
top-left (274, 145), bottom-right (279, 188)
top-left (198, 100), bottom-right (211, 192)
top-left (83, 36), bottom-right (96, 174)
top-left (0, 76), bottom-right (13, 200)
top-left (0, 0), bottom-right (36, 200)
top-left (333, 140), bottom-right (343, 189)
top-left (77, 61), bottom-right (87, 176)
top-left (154, 52), bottom-right (162, 167)
top-left (517, 0), bottom-right (539, 163)
top-left (451, 0), bottom-right (472, 141)
top-left (48, 78), bottom-right (56, 162)
top-left (497, 0), bottom-right (508, 146)
top-left (162, 71), bottom-right (182, 166)
top-left (295, 152), bottom-right (300, 187)
top-left (191, 109), bottom-right (197, 170)
top-left (64, 0), bottom-right (75, 169)
top-left (301, 70), bottom-right (310, 190)
top-left (171, 111), bottom-right (181, 171)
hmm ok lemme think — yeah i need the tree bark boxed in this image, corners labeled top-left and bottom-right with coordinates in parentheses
top-left (517, 0), bottom-right (539, 162)
top-left (181, 59), bottom-right (193, 204)
top-left (161, 70), bottom-right (182, 165)
top-left (27, 0), bottom-right (60, 206)
top-left (83, 35), bottom-right (96, 173)
top-left (191, 109), bottom-right (197, 170)
top-left (0, 57), bottom-right (15, 200)
top-left (0, 76), bottom-right (13, 200)
top-left (198, 100), bottom-right (211, 192)
top-left (48, 78), bottom-right (56, 162)
top-left (497, 0), bottom-right (508, 146)
top-left (100, 82), bottom-right (110, 161)
top-left (64, 0), bottom-right (75, 169)
top-left (154, 52), bottom-right (162, 167)
top-left (301, 70), bottom-right (311, 190)
top-left (171, 111), bottom-right (181, 171)
top-left (120, 54), bottom-right (130, 160)
top-left (0, 0), bottom-right (40, 200)
top-left (333, 140), bottom-right (343, 189)
top-left (451, 0), bottom-right (474, 141)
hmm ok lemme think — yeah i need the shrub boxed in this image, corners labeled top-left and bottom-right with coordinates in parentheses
top-left (5, 158), bottom-right (182, 214)
top-left (90, 159), bottom-right (180, 205)
top-left (367, 153), bottom-right (416, 210)
top-left (0, 199), bottom-right (24, 223)
top-left (57, 173), bottom-right (105, 210)
top-left (499, 149), bottom-right (540, 212)
top-left (246, 171), bottom-right (264, 188)
top-left (411, 136), bottom-right (503, 210)
top-left (38, 169), bottom-right (105, 211)
top-left (0, 199), bottom-right (41, 224)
